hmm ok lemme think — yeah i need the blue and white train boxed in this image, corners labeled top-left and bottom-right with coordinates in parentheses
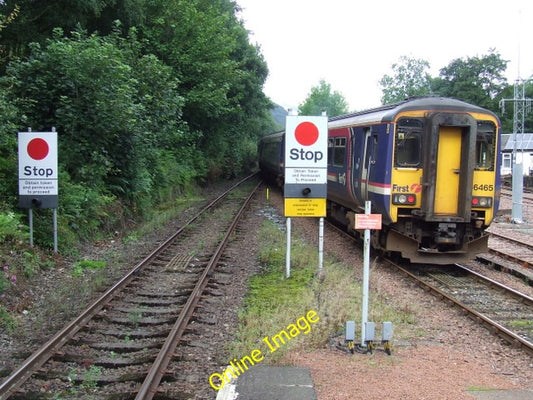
top-left (258, 97), bottom-right (501, 264)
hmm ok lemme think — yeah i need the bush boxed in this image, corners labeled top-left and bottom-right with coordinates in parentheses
top-left (0, 212), bottom-right (28, 244)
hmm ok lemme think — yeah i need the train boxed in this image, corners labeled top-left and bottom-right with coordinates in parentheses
top-left (258, 96), bottom-right (501, 264)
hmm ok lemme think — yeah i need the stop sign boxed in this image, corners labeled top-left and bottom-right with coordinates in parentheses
top-left (18, 131), bottom-right (58, 208)
top-left (285, 116), bottom-right (328, 169)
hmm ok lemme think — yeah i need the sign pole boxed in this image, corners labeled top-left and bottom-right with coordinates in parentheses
top-left (28, 208), bottom-right (34, 247)
top-left (318, 217), bottom-right (324, 271)
top-left (286, 217), bottom-right (291, 278)
top-left (361, 200), bottom-right (371, 346)
top-left (53, 208), bottom-right (58, 253)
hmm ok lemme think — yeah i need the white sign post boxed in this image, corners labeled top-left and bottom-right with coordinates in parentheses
top-left (284, 115), bottom-right (328, 277)
top-left (355, 201), bottom-right (382, 346)
top-left (18, 129), bottom-right (59, 251)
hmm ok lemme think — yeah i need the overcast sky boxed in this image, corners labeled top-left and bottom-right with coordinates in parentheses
top-left (236, 0), bottom-right (533, 112)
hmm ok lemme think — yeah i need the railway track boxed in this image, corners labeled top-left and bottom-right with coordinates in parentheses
top-left (324, 219), bottom-right (533, 356)
top-left (0, 174), bottom-right (261, 400)
top-left (485, 231), bottom-right (533, 270)
top-left (391, 262), bottom-right (533, 356)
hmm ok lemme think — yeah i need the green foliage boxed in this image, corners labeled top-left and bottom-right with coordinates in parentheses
top-left (232, 218), bottom-right (420, 362)
top-left (0, 86), bottom-right (20, 210)
top-left (0, 0), bottom-right (139, 67)
top-left (20, 250), bottom-right (40, 278)
top-left (251, 222), bottom-right (315, 313)
top-left (141, 0), bottom-right (271, 178)
top-left (0, 212), bottom-right (28, 243)
top-left (379, 56), bottom-right (432, 104)
top-left (59, 170), bottom-right (118, 239)
top-left (71, 259), bottom-right (106, 277)
top-left (431, 49), bottom-right (508, 111)
top-left (299, 79), bottom-right (349, 116)
top-left (1, 264), bottom-right (17, 296)
top-left (0, 0), bottom-right (279, 251)
top-left (0, 305), bottom-right (17, 333)
top-left (379, 51), bottom-right (516, 129)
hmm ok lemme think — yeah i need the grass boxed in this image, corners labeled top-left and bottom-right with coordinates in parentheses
top-left (229, 218), bottom-right (418, 363)
top-left (467, 386), bottom-right (497, 392)
top-left (508, 319), bottom-right (533, 329)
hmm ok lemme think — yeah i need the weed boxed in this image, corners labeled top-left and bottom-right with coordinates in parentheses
top-left (21, 251), bottom-right (40, 278)
top-left (232, 216), bottom-right (418, 362)
top-left (71, 259), bottom-right (106, 277)
top-left (1, 265), bottom-right (17, 294)
top-left (508, 319), bottom-right (533, 329)
top-left (467, 386), bottom-right (496, 392)
top-left (0, 305), bottom-right (17, 333)
top-left (0, 212), bottom-right (28, 244)
top-left (66, 365), bottom-right (101, 394)
top-left (81, 365), bottom-right (101, 391)
top-left (127, 309), bottom-right (143, 326)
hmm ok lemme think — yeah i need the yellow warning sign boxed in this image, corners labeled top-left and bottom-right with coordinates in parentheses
top-left (284, 198), bottom-right (326, 217)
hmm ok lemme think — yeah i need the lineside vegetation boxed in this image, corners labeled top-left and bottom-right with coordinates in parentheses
top-left (230, 218), bottom-right (420, 362)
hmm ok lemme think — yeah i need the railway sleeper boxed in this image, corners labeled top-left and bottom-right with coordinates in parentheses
top-left (96, 315), bottom-right (178, 325)
top-left (54, 352), bottom-right (156, 367)
top-left (89, 340), bottom-right (162, 351)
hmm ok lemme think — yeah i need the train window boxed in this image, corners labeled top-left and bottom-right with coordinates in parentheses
top-left (334, 137), bottom-right (346, 166)
top-left (475, 122), bottom-right (496, 171)
top-left (263, 143), bottom-right (279, 163)
top-left (328, 136), bottom-right (346, 166)
top-left (395, 118), bottom-right (422, 167)
top-left (328, 138), bottom-right (334, 164)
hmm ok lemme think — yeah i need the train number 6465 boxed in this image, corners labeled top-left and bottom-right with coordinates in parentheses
top-left (473, 184), bottom-right (494, 191)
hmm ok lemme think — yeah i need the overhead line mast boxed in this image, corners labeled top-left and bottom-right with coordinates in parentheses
top-left (498, 7), bottom-right (532, 223)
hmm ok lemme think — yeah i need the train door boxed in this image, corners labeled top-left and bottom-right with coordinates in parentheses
top-left (360, 128), bottom-right (375, 201)
top-left (434, 127), bottom-right (461, 214)
top-left (425, 113), bottom-right (476, 222)
top-left (327, 134), bottom-right (349, 204)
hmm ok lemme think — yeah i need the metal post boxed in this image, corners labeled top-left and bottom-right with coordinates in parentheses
top-left (500, 77), bottom-right (532, 224)
top-left (53, 208), bottom-right (58, 253)
top-left (361, 201), bottom-right (371, 346)
top-left (318, 217), bottom-right (324, 271)
top-left (286, 217), bottom-right (291, 278)
top-left (512, 161), bottom-right (524, 223)
top-left (28, 208), bottom-right (33, 247)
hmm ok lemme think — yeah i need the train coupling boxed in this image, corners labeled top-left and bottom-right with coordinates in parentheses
top-left (435, 223), bottom-right (458, 244)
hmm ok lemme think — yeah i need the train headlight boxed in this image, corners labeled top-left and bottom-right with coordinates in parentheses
top-left (471, 196), bottom-right (492, 208)
top-left (393, 194), bottom-right (416, 205)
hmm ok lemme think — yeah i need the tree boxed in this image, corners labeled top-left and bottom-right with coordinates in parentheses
top-left (298, 80), bottom-right (348, 117)
top-left (431, 50), bottom-right (508, 111)
top-left (0, 0), bottom-right (145, 69)
top-left (379, 56), bottom-right (432, 104)
top-left (139, 0), bottom-right (271, 178)
top-left (4, 28), bottom-right (191, 203)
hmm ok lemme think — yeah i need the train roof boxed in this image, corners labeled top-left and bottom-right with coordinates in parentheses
top-left (328, 96), bottom-right (499, 129)
top-left (259, 97), bottom-right (499, 140)
top-left (259, 130), bottom-right (284, 142)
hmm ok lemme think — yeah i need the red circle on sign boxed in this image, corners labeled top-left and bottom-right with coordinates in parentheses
top-left (295, 122), bottom-right (319, 146)
top-left (27, 138), bottom-right (49, 160)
